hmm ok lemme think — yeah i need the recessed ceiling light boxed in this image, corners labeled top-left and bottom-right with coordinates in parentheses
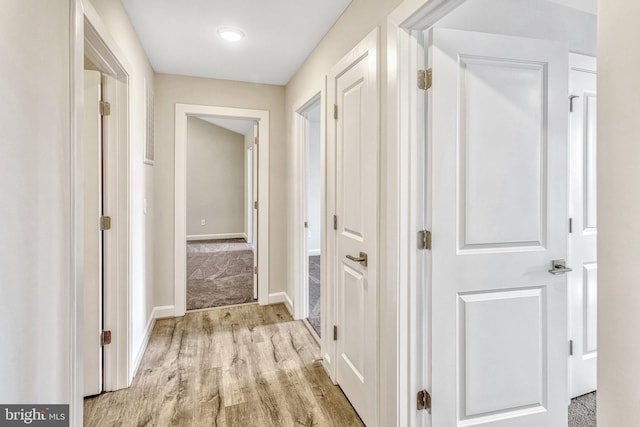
top-left (217, 27), bottom-right (245, 42)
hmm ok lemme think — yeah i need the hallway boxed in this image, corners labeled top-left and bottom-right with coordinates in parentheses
top-left (84, 304), bottom-right (362, 426)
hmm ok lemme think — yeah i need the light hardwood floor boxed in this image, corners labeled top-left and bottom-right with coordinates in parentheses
top-left (84, 303), bottom-right (363, 426)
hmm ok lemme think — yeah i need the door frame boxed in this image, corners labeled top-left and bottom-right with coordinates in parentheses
top-left (72, 0), bottom-right (133, 420)
top-left (293, 91), bottom-right (323, 323)
top-left (174, 104), bottom-right (270, 314)
top-left (387, 1), bottom-right (467, 425)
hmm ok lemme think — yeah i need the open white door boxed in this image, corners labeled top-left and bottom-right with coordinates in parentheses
top-left (329, 29), bottom-right (378, 426)
top-left (83, 70), bottom-right (103, 396)
top-left (568, 53), bottom-right (597, 398)
top-left (252, 122), bottom-right (259, 300)
top-left (428, 29), bottom-right (568, 426)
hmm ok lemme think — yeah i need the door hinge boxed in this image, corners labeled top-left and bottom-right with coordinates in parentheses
top-left (418, 230), bottom-right (432, 250)
top-left (99, 100), bottom-right (111, 116)
top-left (569, 218), bottom-right (573, 234)
top-left (417, 389), bottom-right (432, 413)
top-left (569, 95), bottom-right (579, 113)
top-left (255, 136), bottom-right (259, 145)
top-left (254, 266), bottom-right (258, 275)
top-left (333, 326), bottom-right (338, 341)
top-left (100, 216), bottom-right (112, 231)
top-left (569, 339), bottom-right (574, 356)
top-left (418, 69), bottom-right (432, 90)
top-left (333, 215), bottom-right (337, 230)
top-left (101, 330), bottom-right (112, 346)
top-left (304, 221), bottom-right (309, 228)
top-left (254, 201), bottom-right (258, 210)
top-left (334, 104), bottom-right (338, 120)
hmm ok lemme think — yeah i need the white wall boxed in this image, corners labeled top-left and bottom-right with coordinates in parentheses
top-left (436, 0), bottom-right (596, 55)
top-left (0, 0), bottom-right (72, 405)
top-left (154, 73), bottom-right (286, 306)
top-left (598, 0), bottom-right (640, 424)
top-left (186, 117), bottom-right (244, 237)
top-left (88, 0), bottom-right (156, 379)
top-left (307, 119), bottom-right (321, 255)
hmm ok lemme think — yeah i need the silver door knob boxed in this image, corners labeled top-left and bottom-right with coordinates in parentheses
top-left (548, 259), bottom-right (572, 275)
top-left (346, 252), bottom-right (368, 267)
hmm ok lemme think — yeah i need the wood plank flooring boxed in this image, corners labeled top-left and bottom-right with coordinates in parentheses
top-left (84, 304), bottom-right (363, 427)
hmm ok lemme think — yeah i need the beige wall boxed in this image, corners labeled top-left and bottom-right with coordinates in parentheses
top-left (597, 0), bottom-right (640, 424)
top-left (244, 128), bottom-right (255, 241)
top-left (187, 118), bottom-right (245, 237)
top-left (0, 0), bottom-right (72, 405)
top-left (154, 73), bottom-right (286, 306)
top-left (89, 0), bottom-right (156, 377)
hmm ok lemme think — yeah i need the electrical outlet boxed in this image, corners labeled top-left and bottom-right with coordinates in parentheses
top-left (201, 219), bottom-right (206, 226)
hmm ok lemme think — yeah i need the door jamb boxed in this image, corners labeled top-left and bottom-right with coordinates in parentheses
top-left (293, 92), bottom-right (322, 322)
top-left (387, 0), bottom-right (466, 425)
top-left (174, 104), bottom-right (270, 315)
top-left (72, 0), bottom-right (133, 421)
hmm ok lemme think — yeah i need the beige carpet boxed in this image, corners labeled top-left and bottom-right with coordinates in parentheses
top-left (187, 239), bottom-right (255, 310)
top-left (569, 392), bottom-right (596, 426)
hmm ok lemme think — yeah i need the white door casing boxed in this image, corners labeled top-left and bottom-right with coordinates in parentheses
top-left (328, 28), bottom-right (379, 427)
top-left (83, 70), bottom-right (103, 397)
top-left (174, 104), bottom-right (270, 314)
top-left (568, 53), bottom-right (597, 398)
top-left (428, 29), bottom-right (568, 426)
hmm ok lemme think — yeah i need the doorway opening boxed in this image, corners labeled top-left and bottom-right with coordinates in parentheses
top-left (297, 97), bottom-right (323, 337)
top-left (389, 0), bottom-right (597, 425)
top-left (185, 116), bottom-right (258, 310)
top-left (174, 104), bottom-right (270, 317)
top-left (80, 11), bottom-right (132, 399)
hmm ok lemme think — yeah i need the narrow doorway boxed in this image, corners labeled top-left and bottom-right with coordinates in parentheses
top-left (185, 116), bottom-right (258, 310)
top-left (83, 60), bottom-right (105, 397)
top-left (304, 101), bottom-right (322, 336)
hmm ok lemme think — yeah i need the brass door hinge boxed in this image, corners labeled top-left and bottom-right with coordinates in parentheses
top-left (334, 104), bottom-right (338, 120)
top-left (254, 266), bottom-right (258, 275)
top-left (417, 389), bottom-right (431, 413)
top-left (418, 230), bottom-right (431, 250)
top-left (254, 201), bottom-right (258, 210)
top-left (101, 330), bottom-right (112, 346)
top-left (333, 215), bottom-right (337, 230)
top-left (100, 101), bottom-right (111, 116)
top-left (100, 216), bottom-right (112, 231)
top-left (418, 69), bottom-right (432, 90)
top-left (333, 326), bottom-right (338, 341)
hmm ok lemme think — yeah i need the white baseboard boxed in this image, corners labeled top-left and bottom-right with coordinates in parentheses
top-left (307, 249), bottom-right (321, 256)
top-left (268, 292), bottom-right (293, 316)
top-left (130, 305), bottom-right (176, 379)
top-left (153, 305), bottom-right (175, 319)
top-left (186, 233), bottom-right (246, 241)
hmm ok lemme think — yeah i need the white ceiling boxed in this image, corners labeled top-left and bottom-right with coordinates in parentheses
top-left (546, 0), bottom-right (596, 14)
top-left (194, 115), bottom-right (255, 135)
top-left (120, 0), bottom-right (352, 85)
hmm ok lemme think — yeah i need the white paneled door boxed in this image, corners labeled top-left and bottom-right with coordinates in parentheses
top-left (329, 29), bottom-right (378, 427)
top-left (568, 54), bottom-right (597, 398)
top-left (428, 29), bottom-right (568, 426)
top-left (83, 70), bottom-right (103, 396)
